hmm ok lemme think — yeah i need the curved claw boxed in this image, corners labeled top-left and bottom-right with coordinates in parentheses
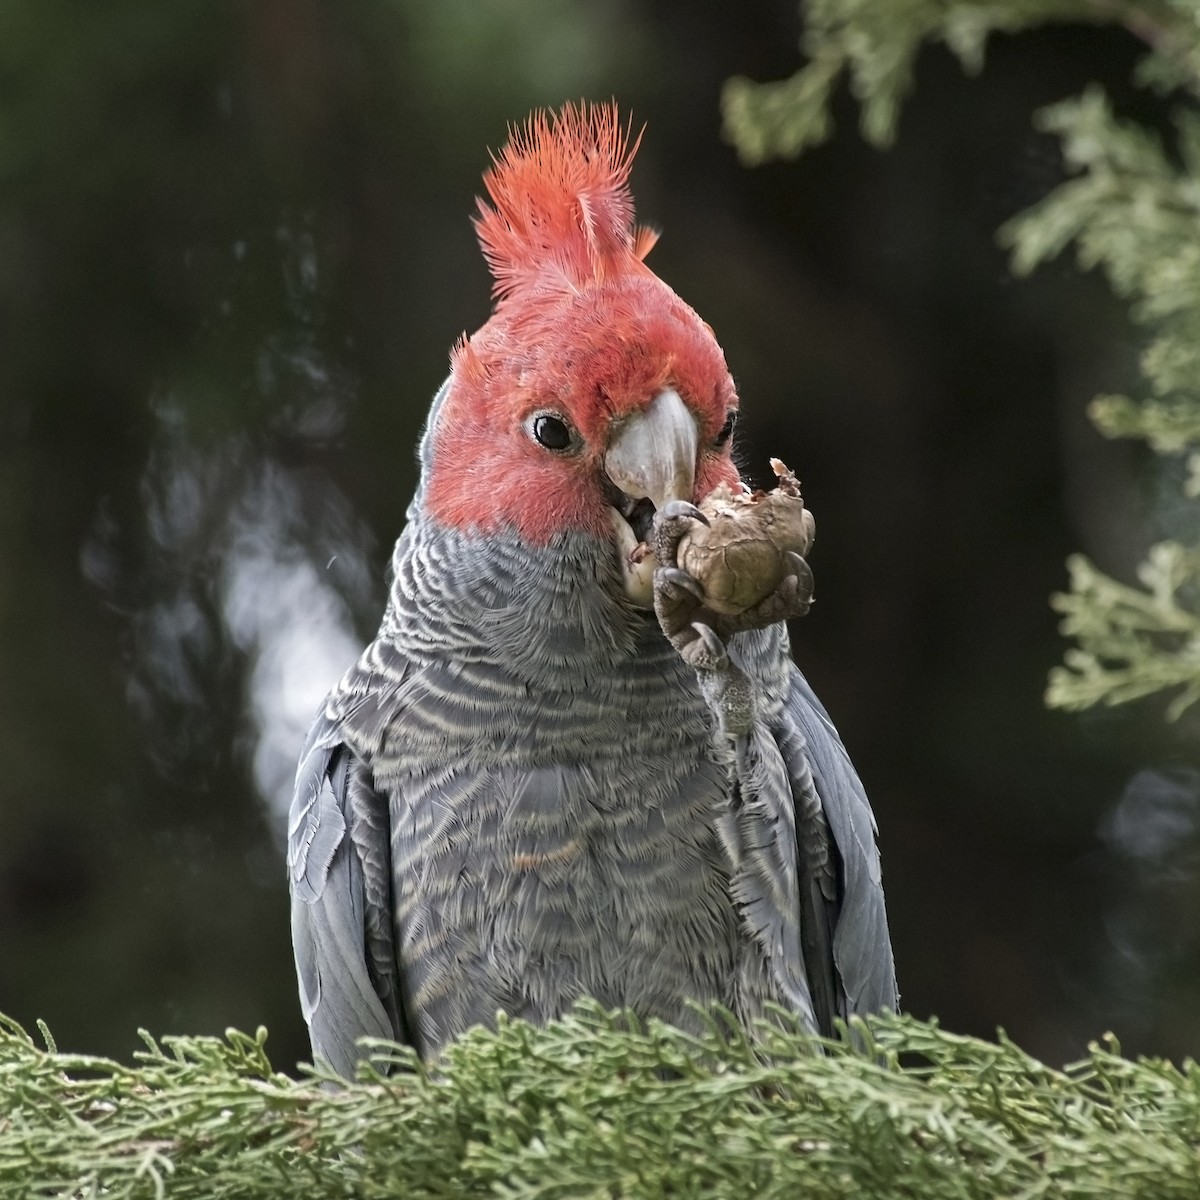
top-left (681, 621), bottom-right (729, 673)
top-left (785, 552), bottom-right (815, 611)
top-left (657, 500), bottom-right (709, 527)
top-left (784, 551), bottom-right (813, 582)
top-left (653, 499), bottom-right (710, 572)
top-left (693, 622), bottom-right (726, 661)
top-left (655, 566), bottom-right (705, 601)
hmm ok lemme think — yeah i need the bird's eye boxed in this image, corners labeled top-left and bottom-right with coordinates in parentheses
top-left (714, 411), bottom-right (737, 448)
top-left (530, 412), bottom-right (575, 451)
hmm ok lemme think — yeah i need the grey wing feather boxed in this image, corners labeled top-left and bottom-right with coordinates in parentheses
top-left (287, 715), bottom-right (404, 1076)
top-left (730, 723), bottom-right (820, 1031)
top-left (780, 665), bottom-right (899, 1018)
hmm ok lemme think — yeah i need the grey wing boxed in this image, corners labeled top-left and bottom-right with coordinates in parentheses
top-left (779, 664), bottom-right (899, 1020)
top-left (287, 714), bottom-right (407, 1077)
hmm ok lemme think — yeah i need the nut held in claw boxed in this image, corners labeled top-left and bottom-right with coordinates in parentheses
top-left (676, 459), bottom-right (816, 616)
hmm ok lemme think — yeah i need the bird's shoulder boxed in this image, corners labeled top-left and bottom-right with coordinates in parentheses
top-left (316, 635), bottom-right (415, 759)
top-left (287, 628), bottom-right (417, 908)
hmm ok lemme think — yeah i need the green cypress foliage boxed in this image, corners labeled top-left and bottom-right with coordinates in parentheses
top-left (4, 1005), bottom-right (1199, 1198)
top-left (724, 0), bottom-right (1200, 719)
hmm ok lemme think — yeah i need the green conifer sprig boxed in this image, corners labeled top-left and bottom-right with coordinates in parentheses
top-left (3, 1005), bottom-right (1200, 1199)
top-left (723, 0), bottom-right (1200, 720)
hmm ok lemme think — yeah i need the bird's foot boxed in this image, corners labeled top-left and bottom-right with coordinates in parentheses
top-left (651, 502), bottom-right (813, 647)
top-left (653, 501), bottom-right (810, 737)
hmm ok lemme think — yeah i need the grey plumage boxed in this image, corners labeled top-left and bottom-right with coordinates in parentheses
top-left (287, 383), bottom-right (898, 1076)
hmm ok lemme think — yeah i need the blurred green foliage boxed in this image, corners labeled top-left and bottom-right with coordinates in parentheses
top-left (724, 0), bottom-right (1200, 721)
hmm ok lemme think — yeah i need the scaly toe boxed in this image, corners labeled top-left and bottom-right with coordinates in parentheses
top-left (653, 500), bottom-right (709, 569)
top-left (657, 500), bottom-right (709, 528)
top-left (686, 621), bottom-right (729, 671)
top-left (655, 566), bottom-right (705, 601)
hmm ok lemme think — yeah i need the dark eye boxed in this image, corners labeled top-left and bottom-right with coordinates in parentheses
top-left (714, 411), bottom-right (737, 448)
top-left (531, 413), bottom-right (574, 451)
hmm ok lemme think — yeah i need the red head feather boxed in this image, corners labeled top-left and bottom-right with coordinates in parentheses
top-left (474, 101), bottom-right (658, 299)
top-left (425, 101), bottom-right (739, 543)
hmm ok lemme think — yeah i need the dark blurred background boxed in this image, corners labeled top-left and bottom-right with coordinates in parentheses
top-left (3, 0), bottom-right (1198, 1072)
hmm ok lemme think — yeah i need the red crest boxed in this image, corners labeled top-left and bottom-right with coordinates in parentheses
top-left (474, 101), bottom-right (659, 300)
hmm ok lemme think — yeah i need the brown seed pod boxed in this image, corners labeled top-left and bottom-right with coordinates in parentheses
top-left (676, 459), bottom-right (816, 616)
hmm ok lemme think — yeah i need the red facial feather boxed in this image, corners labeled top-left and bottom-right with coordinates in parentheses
top-left (425, 101), bottom-right (741, 543)
top-left (474, 101), bottom-right (651, 299)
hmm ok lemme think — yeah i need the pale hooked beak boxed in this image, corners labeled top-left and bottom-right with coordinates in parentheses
top-left (603, 388), bottom-right (699, 607)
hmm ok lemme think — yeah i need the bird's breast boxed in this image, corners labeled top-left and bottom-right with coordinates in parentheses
top-left (360, 525), bottom-right (789, 1050)
top-left (370, 641), bottom-right (762, 1048)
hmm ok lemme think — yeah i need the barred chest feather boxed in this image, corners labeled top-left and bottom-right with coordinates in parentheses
top-left (327, 518), bottom-right (787, 1051)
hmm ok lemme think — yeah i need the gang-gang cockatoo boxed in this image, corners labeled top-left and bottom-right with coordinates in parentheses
top-left (288, 102), bottom-right (897, 1074)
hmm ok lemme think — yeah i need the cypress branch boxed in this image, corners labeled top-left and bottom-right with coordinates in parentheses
top-left (3, 1006), bottom-right (1199, 1198)
top-left (722, 0), bottom-right (1200, 721)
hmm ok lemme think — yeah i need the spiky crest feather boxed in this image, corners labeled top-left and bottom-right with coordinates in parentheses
top-left (427, 101), bottom-right (739, 543)
top-left (474, 101), bottom-right (657, 299)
